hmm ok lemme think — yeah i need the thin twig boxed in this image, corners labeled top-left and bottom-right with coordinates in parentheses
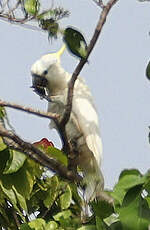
top-left (60, 0), bottom-right (119, 127)
top-left (0, 100), bottom-right (59, 121)
top-left (0, 14), bottom-right (43, 32)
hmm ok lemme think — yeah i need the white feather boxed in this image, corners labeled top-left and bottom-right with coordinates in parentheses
top-left (31, 51), bottom-right (104, 201)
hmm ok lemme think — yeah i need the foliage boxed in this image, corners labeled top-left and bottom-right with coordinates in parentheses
top-left (0, 0), bottom-right (88, 59)
top-left (0, 0), bottom-right (150, 230)
top-left (0, 135), bottom-right (150, 229)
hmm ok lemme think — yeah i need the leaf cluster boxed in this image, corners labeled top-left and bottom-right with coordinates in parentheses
top-left (1, 133), bottom-right (150, 230)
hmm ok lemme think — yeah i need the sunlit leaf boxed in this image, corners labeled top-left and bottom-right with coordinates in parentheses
top-left (28, 218), bottom-right (46, 229)
top-left (53, 210), bottom-right (72, 221)
top-left (104, 214), bottom-right (119, 226)
top-left (63, 27), bottom-right (88, 59)
top-left (77, 226), bottom-right (97, 230)
top-left (24, 0), bottom-right (40, 15)
top-left (45, 221), bottom-right (58, 229)
top-left (60, 184), bottom-right (72, 209)
top-left (46, 146), bottom-right (68, 166)
top-left (0, 137), bottom-right (7, 152)
top-left (0, 107), bottom-right (6, 119)
top-left (3, 150), bottom-right (26, 174)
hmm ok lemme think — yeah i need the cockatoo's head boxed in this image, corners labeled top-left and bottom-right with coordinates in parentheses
top-left (31, 45), bottom-right (66, 97)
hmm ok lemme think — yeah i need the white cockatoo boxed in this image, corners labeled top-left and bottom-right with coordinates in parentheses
top-left (31, 45), bottom-right (104, 202)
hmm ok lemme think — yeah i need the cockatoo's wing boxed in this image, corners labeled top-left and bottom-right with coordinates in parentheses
top-left (71, 77), bottom-right (104, 200)
top-left (73, 77), bottom-right (102, 166)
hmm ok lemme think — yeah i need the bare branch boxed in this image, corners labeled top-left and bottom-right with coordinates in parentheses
top-left (0, 100), bottom-right (59, 121)
top-left (0, 120), bottom-right (81, 183)
top-left (60, 0), bottom-right (119, 127)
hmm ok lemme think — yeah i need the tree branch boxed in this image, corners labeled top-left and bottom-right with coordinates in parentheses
top-left (92, 0), bottom-right (105, 8)
top-left (0, 120), bottom-right (81, 183)
top-left (60, 0), bottom-right (119, 127)
top-left (0, 100), bottom-right (59, 121)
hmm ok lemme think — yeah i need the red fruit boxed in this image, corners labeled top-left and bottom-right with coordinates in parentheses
top-left (34, 138), bottom-right (54, 149)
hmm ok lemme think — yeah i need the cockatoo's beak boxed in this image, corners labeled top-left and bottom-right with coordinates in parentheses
top-left (31, 74), bottom-right (48, 97)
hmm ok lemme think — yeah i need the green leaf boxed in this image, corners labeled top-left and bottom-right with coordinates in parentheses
top-left (146, 61), bottom-right (150, 80)
top-left (24, 0), bottom-right (40, 15)
top-left (0, 137), bottom-right (7, 152)
top-left (3, 150), bottom-right (26, 174)
top-left (37, 10), bottom-right (55, 20)
top-left (0, 107), bottom-right (6, 119)
top-left (145, 196), bottom-right (150, 208)
top-left (0, 183), bottom-right (25, 221)
top-left (63, 27), bottom-right (88, 59)
top-left (60, 184), bottom-right (72, 209)
top-left (77, 226), bottom-right (97, 230)
top-left (20, 223), bottom-right (32, 230)
top-left (12, 186), bottom-right (27, 212)
top-left (0, 182), bottom-right (17, 206)
top-left (104, 214), bottom-right (119, 226)
top-left (28, 218), bottom-right (46, 229)
top-left (53, 210), bottom-right (72, 221)
top-left (96, 216), bottom-right (107, 230)
top-left (92, 199), bottom-right (114, 219)
top-left (112, 169), bottom-right (145, 204)
top-left (43, 176), bottom-right (59, 208)
top-left (46, 147), bottom-right (67, 166)
top-left (119, 185), bottom-right (150, 230)
top-left (45, 221), bottom-right (58, 230)
top-left (1, 162), bottom-right (34, 199)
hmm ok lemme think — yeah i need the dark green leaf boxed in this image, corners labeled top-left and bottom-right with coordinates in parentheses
top-left (92, 199), bottom-right (114, 219)
top-left (119, 185), bottom-right (150, 230)
top-left (63, 27), bottom-right (88, 59)
top-left (20, 223), bottom-right (32, 230)
top-left (112, 169), bottom-right (145, 204)
top-left (1, 162), bottom-right (34, 199)
top-left (96, 216), bottom-right (107, 230)
top-left (146, 61), bottom-right (150, 80)
top-left (43, 176), bottom-right (59, 208)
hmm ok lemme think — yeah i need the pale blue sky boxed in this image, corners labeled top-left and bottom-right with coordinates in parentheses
top-left (0, 0), bottom-right (150, 188)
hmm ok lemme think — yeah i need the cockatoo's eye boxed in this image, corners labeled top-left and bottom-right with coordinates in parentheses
top-left (43, 70), bottom-right (48, 75)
